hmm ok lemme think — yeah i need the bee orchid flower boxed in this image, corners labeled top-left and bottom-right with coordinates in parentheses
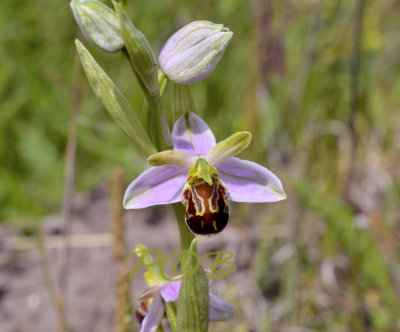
top-left (124, 112), bottom-right (286, 235)
top-left (136, 280), bottom-right (235, 332)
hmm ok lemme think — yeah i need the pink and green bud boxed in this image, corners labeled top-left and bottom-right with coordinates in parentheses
top-left (70, 0), bottom-right (123, 53)
top-left (159, 21), bottom-right (233, 84)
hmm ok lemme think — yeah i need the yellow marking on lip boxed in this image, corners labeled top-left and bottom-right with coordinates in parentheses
top-left (212, 220), bottom-right (217, 231)
top-left (208, 183), bottom-right (219, 213)
top-left (192, 187), bottom-right (206, 216)
top-left (201, 220), bottom-right (205, 228)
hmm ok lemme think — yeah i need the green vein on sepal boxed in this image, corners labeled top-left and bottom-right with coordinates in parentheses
top-left (206, 131), bottom-right (252, 166)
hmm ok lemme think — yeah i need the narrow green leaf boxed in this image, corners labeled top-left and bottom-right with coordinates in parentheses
top-left (177, 239), bottom-right (209, 332)
top-left (75, 39), bottom-right (156, 156)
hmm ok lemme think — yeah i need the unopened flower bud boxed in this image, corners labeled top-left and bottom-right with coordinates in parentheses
top-left (159, 21), bottom-right (233, 84)
top-left (70, 0), bottom-right (123, 53)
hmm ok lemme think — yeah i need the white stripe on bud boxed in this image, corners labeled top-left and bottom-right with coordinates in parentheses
top-left (159, 21), bottom-right (233, 85)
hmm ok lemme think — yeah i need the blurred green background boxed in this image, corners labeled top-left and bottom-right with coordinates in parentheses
top-left (1, 0), bottom-right (400, 331)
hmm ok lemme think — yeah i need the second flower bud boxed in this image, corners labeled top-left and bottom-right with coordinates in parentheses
top-left (159, 21), bottom-right (233, 85)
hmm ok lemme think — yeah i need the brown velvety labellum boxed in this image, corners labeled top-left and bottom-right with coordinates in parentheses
top-left (135, 301), bottom-right (148, 324)
top-left (182, 180), bottom-right (229, 235)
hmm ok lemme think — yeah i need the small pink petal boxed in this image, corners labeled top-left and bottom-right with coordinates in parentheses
top-left (160, 281), bottom-right (181, 302)
top-left (172, 112), bottom-right (216, 156)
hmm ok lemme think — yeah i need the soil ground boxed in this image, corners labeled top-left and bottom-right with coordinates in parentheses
top-left (0, 186), bottom-right (247, 332)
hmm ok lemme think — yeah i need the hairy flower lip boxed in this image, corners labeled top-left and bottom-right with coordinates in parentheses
top-left (124, 112), bottom-right (286, 210)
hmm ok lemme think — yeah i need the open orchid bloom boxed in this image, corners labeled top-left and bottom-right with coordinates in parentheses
top-left (136, 280), bottom-right (235, 332)
top-left (124, 112), bottom-right (286, 235)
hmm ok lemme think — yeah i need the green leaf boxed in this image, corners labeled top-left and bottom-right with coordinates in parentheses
top-left (177, 239), bottom-right (209, 332)
top-left (75, 39), bottom-right (156, 156)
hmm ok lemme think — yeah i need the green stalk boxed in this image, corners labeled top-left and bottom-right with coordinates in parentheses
top-left (172, 203), bottom-right (195, 251)
top-left (164, 302), bottom-right (177, 331)
top-left (114, 0), bottom-right (127, 11)
top-left (148, 95), bottom-right (172, 151)
top-left (142, 70), bottom-right (169, 135)
top-left (172, 206), bottom-right (209, 332)
top-left (117, 5), bottom-right (172, 151)
top-left (172, 83), bottom-right (197, 123)
top-left (122, 49), bottom-right (171, 151)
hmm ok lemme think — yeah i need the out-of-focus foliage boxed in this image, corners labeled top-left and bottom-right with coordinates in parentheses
top-left (1, 0), bottom-right (400, 330)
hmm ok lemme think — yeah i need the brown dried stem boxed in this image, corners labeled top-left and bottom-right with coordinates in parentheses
top-left (111, 168), bottom-right (134, 332)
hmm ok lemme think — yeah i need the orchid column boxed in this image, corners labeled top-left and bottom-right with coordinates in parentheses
top-left (70, 1), bottom-right (285, 331)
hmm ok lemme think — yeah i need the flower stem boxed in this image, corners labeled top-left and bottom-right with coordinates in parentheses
top-left (172, 203), bottom-right (195, 250)
top-left (172, 83), bottom-right (197, 123)
top-left (122, 48), bottom-right (172, 151)
top-left (164, 302), bottom-right (177, 331)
